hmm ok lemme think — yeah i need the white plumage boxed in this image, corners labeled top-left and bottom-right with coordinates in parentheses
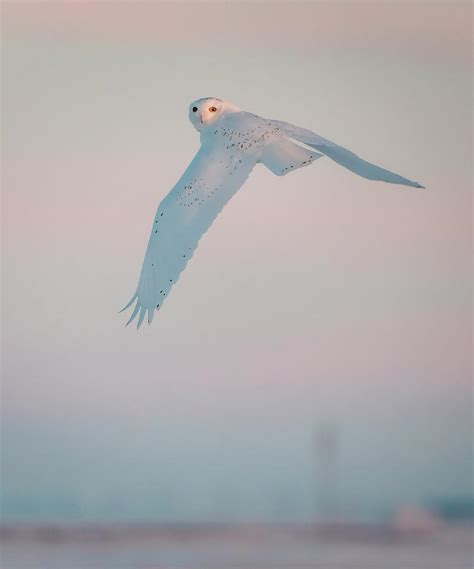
top-left (122, 97), bottom-right (423, 327)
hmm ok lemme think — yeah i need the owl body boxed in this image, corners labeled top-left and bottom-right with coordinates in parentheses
top-left (200, 111), bottom-right (271, 159)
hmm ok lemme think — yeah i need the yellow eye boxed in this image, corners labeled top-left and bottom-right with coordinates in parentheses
top-left (208, 106), bottom-right (217, 112)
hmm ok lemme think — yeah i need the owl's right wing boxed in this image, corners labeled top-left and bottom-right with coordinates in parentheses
top-left (268, 118), bottom-right (424, 188)
top-left (121, 143), bottom-right (256, 328)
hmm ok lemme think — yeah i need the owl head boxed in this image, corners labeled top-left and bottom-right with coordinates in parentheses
top-left (189, 97), bottom-right (240, 131)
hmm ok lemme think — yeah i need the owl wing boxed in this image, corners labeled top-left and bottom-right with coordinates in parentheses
top-left (121, 141), bottom-right (257, 328)
top-left (267, 118), bottom-right (424, 188)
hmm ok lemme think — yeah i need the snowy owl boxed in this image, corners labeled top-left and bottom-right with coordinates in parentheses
top-left (122, 97), bottom-right (423, 327)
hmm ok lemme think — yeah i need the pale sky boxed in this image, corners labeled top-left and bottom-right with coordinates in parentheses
top-left (1, 1), bottom-right (472, 522)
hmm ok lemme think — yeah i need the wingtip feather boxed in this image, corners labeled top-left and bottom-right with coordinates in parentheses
top-left (147, 307), bottom-right (155, 325)
top-left (136, 306), bottom-right (146, 329)
top-left (125, 301), bottom-right (140, 327)
top-left (122, 297), bottom-right (160, 329)
top-left (119, 293), bottom-right (138, 314)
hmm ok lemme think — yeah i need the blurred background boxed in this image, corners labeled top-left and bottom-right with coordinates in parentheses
top-left (1, 1), bottom-right (472, 567)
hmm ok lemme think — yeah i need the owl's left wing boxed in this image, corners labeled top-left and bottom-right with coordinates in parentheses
top-left (122, 143), bottom-right (257, 328)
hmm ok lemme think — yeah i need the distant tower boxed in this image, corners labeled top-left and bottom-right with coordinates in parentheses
top-left (314, 423), bottom-right (341, 522)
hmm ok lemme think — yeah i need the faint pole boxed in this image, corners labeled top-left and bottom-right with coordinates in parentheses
top-left (314, 423), bottom-right (341, 523)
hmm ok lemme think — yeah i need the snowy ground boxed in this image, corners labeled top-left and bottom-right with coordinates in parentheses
top-left (1, 524), bottom-right (472, 569)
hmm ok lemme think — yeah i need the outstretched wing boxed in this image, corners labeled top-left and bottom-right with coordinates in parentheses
top-left (268, 118), bottom-right (424, 188)
top-left (122, 143), bottom-right (256, 327)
